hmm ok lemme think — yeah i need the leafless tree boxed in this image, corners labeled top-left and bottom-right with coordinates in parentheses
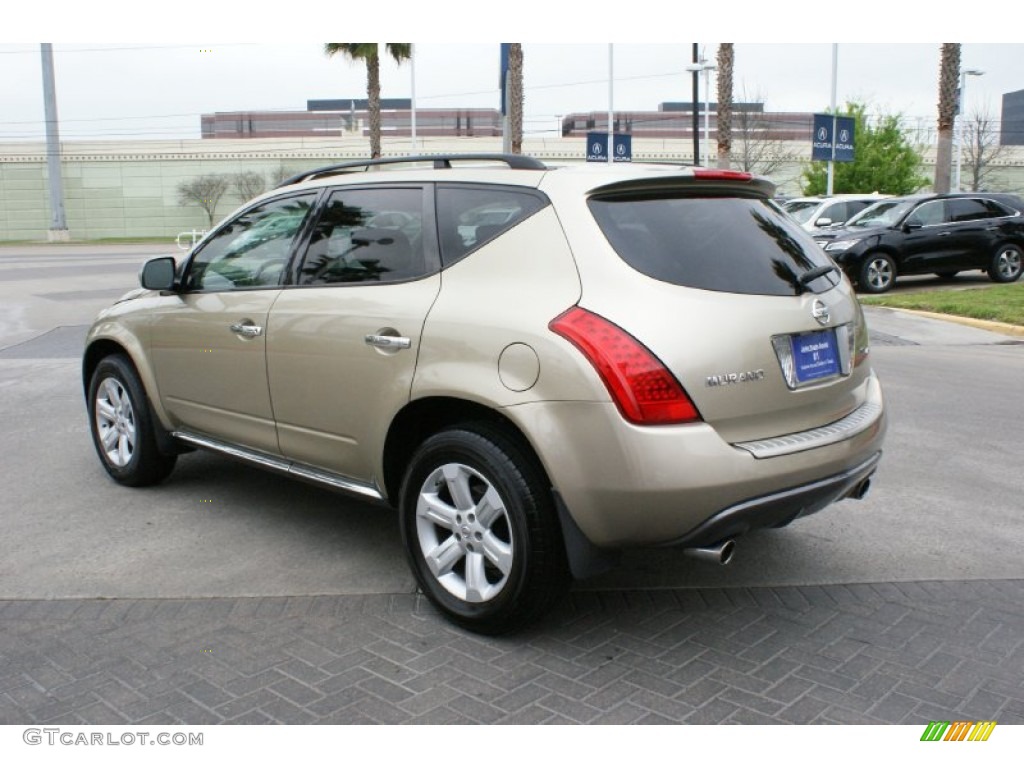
top-left (961, 108), bottom-right (1007, 191)
top-left (230, 171), bottom-right (266, 202)
top-left (730, 88), bottom-right (798, 179)
top-left (176, 174), bottom-right (229, 227)
top-left (268, 163), bottom-right (300, 187)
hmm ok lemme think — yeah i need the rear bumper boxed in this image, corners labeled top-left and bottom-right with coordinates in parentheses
top-left (504, 371), bottom-right (886, 548)
top-left (665, 451), bottom-right (880, 548)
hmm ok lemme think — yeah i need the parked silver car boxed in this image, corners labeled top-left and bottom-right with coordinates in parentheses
top-left (83, 155), bottom-right (886, 633)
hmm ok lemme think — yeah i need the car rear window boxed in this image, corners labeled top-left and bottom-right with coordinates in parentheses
top-left (588, 194), bottom-right (840, 296)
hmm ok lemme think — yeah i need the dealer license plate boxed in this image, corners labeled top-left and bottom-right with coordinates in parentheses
top-left (792, 329), bottom-right (840, 384)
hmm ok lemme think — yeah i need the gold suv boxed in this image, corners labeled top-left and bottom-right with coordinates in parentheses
top-left (83, 155), bottom-right (886, 633)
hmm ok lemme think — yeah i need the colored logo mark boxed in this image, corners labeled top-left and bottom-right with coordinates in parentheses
top-left (920, 721), bottom-right (997, 742)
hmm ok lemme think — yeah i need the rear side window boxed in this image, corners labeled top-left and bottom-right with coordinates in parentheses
top-left (436, 185), bottom-right (548, 266)
top-left (949, 198), bottom-right (1011, 222)
top-left (588, 194), bottom-right (839, 296)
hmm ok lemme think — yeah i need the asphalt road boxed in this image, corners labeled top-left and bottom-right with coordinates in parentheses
top-left (1, 245), bottom-right (1022, 601)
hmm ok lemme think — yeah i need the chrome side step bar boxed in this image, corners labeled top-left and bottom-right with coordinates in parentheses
top-left (172, 430), bottom-right (385, 502)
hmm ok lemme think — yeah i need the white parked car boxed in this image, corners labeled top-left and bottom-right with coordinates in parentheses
top-left (784, 194), bottom-right (889, 232)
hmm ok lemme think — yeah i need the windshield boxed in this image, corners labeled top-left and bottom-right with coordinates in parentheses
top-left (845, 199), bottom-right (914, 229)
top-left (783, 200), bottom-right (821, 224)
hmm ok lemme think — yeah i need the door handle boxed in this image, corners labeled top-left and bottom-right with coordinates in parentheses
top-left (365, 334), bottom-right (411, 350)
top-left (230, 321), bottom-right (263, 338)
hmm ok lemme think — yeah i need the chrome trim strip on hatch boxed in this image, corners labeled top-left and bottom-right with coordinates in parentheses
top-left (172, 430), bottom-right (384, 501)
top-left (732, 401), bottom-right (883, 459)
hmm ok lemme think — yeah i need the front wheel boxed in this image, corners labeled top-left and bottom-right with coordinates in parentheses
top-left (858, 253), bottom-right (897, 294)
top-left (399, 425), bottom-right (570, 634)
top-left (88, 354), bottom-right (176, 486)
top-left (989, 245), bottom-right (1023, 283)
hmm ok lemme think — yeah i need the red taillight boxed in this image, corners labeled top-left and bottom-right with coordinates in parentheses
top-left (549, 307), bottom-right (701, 425)
top-left (693, 169), bottom-right (753, 181)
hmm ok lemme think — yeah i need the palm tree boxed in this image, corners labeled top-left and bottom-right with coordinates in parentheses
top-left (324, 43), bottom-right (412, 159)
top-left (934, 43), bottom-right (961, 193)
top-left (508, 44), bottom-right (524, 154)
top-left (715, 44), bottom-right (734, 169)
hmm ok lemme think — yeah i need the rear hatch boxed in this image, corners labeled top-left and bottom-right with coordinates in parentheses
top-left (577, 179), bottom-right (872, 443)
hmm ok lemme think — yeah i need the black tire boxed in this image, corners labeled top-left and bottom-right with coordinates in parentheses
top-left (858, 253), bottom-right (897, 294)
top-left (87, 354), bottom-right (177, 486)
top-left (935, 271), bottom-right (959, 280)
top-left (398, 424), bottom-right (570, 635)
top-left (989, 244), bottom-right (1023, 283)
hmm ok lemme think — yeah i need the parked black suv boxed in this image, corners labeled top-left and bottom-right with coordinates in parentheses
top-left (814, 193), bottom-right (1024, 293)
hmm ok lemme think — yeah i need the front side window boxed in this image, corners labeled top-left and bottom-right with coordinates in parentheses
top-left (783, 200), bottom-right (820, 225)
top-left (298, 187), bottom-right (428, 285)
top-left (185, 193), bottom-right (317, 291)
top-left (821, 201), bottom-right (850, 224)
top-left (588, 194), bottom-right (839, 296)
top-left (905, 200), bottom-right (948, 227)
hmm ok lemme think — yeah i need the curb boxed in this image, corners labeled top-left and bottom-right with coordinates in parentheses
top-left (883, 308), bottom-right (1024, 338)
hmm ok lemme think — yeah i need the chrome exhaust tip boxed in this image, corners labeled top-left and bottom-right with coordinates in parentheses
top-left (684, 539), bottom-right (735, 566)
top-left (848, 478), bottom-right (872, 500)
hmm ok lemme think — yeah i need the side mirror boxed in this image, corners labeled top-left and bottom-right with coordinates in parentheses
top-left (903, 221), bottom-right (923, 232)
top-left (140, 257), bottom-right (176, 291)
top-left (815, 217), bottom-right (833, 227)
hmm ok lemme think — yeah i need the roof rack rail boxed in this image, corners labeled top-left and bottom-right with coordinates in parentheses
top-left (277, 154), bottom-right (547, 188)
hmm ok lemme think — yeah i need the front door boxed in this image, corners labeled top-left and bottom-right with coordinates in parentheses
top-left (149, 192), bottom-right (318, 454)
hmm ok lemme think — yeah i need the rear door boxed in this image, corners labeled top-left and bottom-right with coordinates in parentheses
top-left (946, 197), bottom-right (1015, 269)
top-left (266, 184), bottom-right (441, 484)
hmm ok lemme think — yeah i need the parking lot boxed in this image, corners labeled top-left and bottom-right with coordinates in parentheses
top-left (1, 244), bottom-right (1022, 725)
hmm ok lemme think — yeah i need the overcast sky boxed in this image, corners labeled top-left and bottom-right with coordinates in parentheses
top-left (3, 4), bottom-right (1022, 144)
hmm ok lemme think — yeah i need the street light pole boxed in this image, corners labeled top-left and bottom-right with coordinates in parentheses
top-left (691, 44), bottom-right (699, 166)
top-left (608, 44), bottom-right (614, 165)
top-left (954, 68), bottom-right (984, 192)
top-left (685, 54), bottom-right (715, 167)
top-left (827, 44), bottom-right (838, 197)
top-left (40, 43), bottom-right (69, 241)
top-left (702, 61), bottom-right (717, 167)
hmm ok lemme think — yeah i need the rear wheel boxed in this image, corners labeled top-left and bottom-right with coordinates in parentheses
top-left (989, 244), bottom-right (1023, 283)
top-left (88, 355), bottom-right (176, 486)
top-left (399, 424), bottom-right (570, 634)
top-left (858, 253), bottom-right (897, 294)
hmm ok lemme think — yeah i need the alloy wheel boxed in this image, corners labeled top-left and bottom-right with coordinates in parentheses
top-left (94, 377), bottom-right (137, 468)
top-left (414, 462), bottom-right (514, 603)
top-left (865, 257), bottom-right (894, 292)
top-left (994, 247), bottom-right (1022, 281)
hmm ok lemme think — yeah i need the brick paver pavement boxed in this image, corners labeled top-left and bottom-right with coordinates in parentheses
top-left (2, 580), bottom-right (1022, 725)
